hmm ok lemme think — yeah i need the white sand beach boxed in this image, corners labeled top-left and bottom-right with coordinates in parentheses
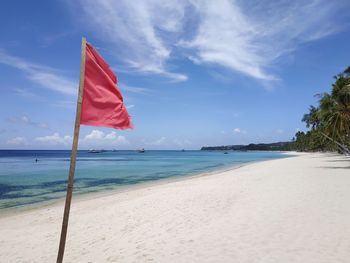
top-left (1, 153), bottom-right (350, 263)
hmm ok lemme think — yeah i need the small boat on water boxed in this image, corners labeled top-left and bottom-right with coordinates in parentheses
top-left (138, 148), bottom-right (145, 153)
top-left (88, 149), bottom-right (102, 153)
top-left (224, 151), bottom-right (228, 154)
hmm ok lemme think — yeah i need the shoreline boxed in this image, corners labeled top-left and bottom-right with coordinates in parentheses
top-left (1, 152), bottom-right (349, 262)
top-left (0, 152), bottom-right (292, 218)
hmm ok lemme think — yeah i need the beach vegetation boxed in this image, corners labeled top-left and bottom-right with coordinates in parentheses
top-left (294, 67), bottom-right (350, 154)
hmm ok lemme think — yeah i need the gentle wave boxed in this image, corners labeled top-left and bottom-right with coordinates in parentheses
top-left (0, 150), bottom-right (286, 210)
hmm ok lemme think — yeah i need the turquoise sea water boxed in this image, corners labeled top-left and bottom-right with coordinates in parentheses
top-left (0, 150), bottom-right (286, 210)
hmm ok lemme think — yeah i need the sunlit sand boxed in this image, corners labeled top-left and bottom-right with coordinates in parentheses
top-left (1, 153), bottom-right (349, 262)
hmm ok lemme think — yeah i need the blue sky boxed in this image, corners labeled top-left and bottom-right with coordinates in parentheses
top-left (0, 0), bottom-right (349, 150)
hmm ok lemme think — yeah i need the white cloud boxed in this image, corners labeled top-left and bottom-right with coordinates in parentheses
top-left (276, 129), bottom-right (284, 134)
top-left (0, 49), bottom-right (152, 98)
top-left (74, 0), bottom-right (348, 82)
top-left (35, 133), bottom-right (72, 145)
top-left (126, 104), bottom-right (135, 109)
top-left (173, 138), bottom-right (192, 147)
top-left (233, 128), bottom-right (247, 134)
top-left (119, 82), bottom-right (152, 95)
top-left (40, 31), bottom-right (72, 47)
top-left (180, 0), bottom-right (348, 81)
top-left (77, 0), bottom-right (188, 82)
top-left (0, 50), bottom-right (76, 95)
top-left (84, 130), bottom-right (104, 140)
top-left (82, 130), bottom-right (129, 147)
top-left (13, 88), bottom-right (42, 100)
top-left (8, 115), bottom-right (48, 129)
top-left (7, 137), bottom-right (27, 146)
top-left (180, 0), bottom-right (275, 80)
top-left (143, 137), bottom-right (191, 148)
top-left (19, 116), bottom-right (29, 123)
top-left (33, 130), bottom-right (128, 148)
top-left (147, 136), bottom-right (167, 146)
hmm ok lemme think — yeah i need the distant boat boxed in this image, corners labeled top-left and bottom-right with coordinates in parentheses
top-left (138, 148), bottom-right (145, 153)
top-left (224, 151), bottom-right (228, 154)
top-left (88, 149), bottom-right (102, 153)
top-left (181, 149), bottom-right (185, 152)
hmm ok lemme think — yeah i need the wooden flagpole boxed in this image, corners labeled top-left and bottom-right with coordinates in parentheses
top-left (56, 37), bottom-right (87, 263)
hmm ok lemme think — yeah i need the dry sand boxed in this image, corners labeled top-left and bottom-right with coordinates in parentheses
top-left (0, 152), bottom-right (350, 262)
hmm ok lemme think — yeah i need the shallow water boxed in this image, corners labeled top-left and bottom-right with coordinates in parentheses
top-left (0, 150), bottom-right (286, 210)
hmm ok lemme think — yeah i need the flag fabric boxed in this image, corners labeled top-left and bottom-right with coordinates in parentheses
top-left (80, 42), bottom-right (133, 129)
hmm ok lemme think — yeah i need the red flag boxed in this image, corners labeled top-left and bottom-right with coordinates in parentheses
top-left (80, 43), bottom-right (133, 129)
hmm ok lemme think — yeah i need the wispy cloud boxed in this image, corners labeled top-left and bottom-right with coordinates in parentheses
top-left (180, 0), bottom-right (348, 81)
top-left (179, 0), bottom-right (275, 80)
top-left (0, 50), bottom-right (76, 95)
top-left (74, 0), bottom-right (349, 82)
top-left (119, 82), bottom-right (152, 95)
top-left (126, 104), bottom-right (135, 110)
top-left (77, 0), bottom-right (188, 82)
top-left (13, 88), bottom-right (43, 100)
top-left (7, 137), bottom-right (28, 146)
top-left (8, 115), bottom-right (48, 129)
top-left (40, 31), bottom-right (73, 47)
top-left (1, 50), bottom-right (151, 98)
top-left (147, 136), bottom-right (167, 146)
top-left (173, 138), bottom-right (192, 147)
top-left (276, 129), bottom-right (284, 134)
top-left (34, 130), bottom-right (129, 148)
top-left (35, 133), bottom-right (72, 145)
top-left (82, 130), bottom-right (129, 147)
top-left (143, 136), bottom-right (192, 148)
top-left (233, 128), bottom-right (247, 134)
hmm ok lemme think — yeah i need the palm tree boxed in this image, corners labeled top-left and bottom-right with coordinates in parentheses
top-left (318, 74), bottom-right (350, 153)
top-left (302, 105), bottom-right (320, 129)
top-left (298, 67), bottom-right (350, 155)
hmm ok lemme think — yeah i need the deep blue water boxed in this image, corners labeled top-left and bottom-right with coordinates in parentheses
top-left (0, 150), bottom-right (286, 210)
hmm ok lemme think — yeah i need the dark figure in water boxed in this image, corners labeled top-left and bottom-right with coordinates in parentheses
top-left (35, 158), bottom-right (38, 162)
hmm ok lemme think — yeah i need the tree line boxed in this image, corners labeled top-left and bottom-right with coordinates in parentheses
top-left (293, 67), bottom-right (350, 154)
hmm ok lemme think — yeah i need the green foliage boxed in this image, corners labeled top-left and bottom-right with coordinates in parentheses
top-left (294, 67), bottom-right (350, 154)
top-left (201, 142), bottom-right (293, 151)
